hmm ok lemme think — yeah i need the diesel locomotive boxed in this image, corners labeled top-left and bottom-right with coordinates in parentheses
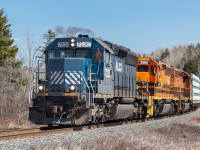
top-left (29, 35), bottom-right (196, 126)
top-left (137, 57), bottom-right (192, 116)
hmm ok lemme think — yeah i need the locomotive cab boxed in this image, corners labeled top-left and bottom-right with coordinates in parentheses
top-left (136, 57), bottom-right (159, 97)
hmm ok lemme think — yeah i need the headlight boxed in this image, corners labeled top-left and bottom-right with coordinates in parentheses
top-left (71, 43), bottom-right (75, 47)
top-left (39, 85), bottom-right (44, 90)
top-left (70, 85), bottom-right (76, 91)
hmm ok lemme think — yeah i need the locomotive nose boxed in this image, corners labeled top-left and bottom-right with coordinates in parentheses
top-left (136, 72), bottom-right (150, 83)
top-left (48, 58), bottom-right (89, 94)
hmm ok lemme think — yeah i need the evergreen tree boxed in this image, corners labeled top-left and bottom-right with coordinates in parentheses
top-left (183, 56), bottom-right (200, 74)
top-left (43, 29), bottom-right (56, 48)
top-left (37, 29), bottom-right (56, 57)
top-left (160, 48), bottom-right (170, 61)
top-left (0, 9), bottom-right (18, 60)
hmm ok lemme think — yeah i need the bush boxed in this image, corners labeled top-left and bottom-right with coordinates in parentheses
top-left (0, 58), bottom-right (31, 129)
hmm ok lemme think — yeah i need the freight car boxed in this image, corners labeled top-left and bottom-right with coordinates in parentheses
top-left (191, 74), bottom-right (200, 109)
top-left (29, 35), bottom-right (197, 126)
top-left (29, 35), bottom-right (147, 126)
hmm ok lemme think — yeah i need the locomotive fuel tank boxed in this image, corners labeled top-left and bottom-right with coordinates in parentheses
top-left (119, 98), bottom-right (135, 104)
top-left (156, 103), bottom-right (172, 115)
top-left (108, 104), bottom-right (135, 119)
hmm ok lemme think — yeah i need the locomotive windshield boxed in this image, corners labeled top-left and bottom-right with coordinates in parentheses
top-left (137, 65), bottom-right (148, 72)
top-left (76, 50), bottom-right (90, 58)
top-left (60, 49), bottom-right (90, 58)
top-left (60, 50), bottom-right (73, 57)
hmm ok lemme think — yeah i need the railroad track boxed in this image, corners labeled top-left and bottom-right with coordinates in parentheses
top-left (0, 122), bottom-right (141, 141)
top-left (0, 127), bottom-right (74, 141)
top-left (0, 109), bottom-right (197, 141)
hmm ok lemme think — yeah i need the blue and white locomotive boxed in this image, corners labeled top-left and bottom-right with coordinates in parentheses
top-left (29, 35), bottom-right (146, 126)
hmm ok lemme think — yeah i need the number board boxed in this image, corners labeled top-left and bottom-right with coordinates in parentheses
top-left (58, 42), bottom-right (69, 48)
top-left (77, 42), bottom-right (91, 48)
top-left (57, 41), bottom-right (92, 48)
top-left (139, 60), bottom-right (149, 65)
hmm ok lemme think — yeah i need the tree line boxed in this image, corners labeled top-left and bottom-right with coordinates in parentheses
top-left (149, 43), bottom-right (200, 76)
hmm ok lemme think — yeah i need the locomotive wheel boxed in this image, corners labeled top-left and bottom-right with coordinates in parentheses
top-left (100, 115), bottom-right (106, 123)
top-left (170, 104), bottom-right (175, 115)
top-left (134, 110), bottom-right (140, 120)
top-left (141, 106), bottom-right (147, 118)
top-left (92, 112), bottom-right (99, 124)
top-left (154, 104), bottom-right (160, 116)
top-left (174, 104), bottom-right (178, 114)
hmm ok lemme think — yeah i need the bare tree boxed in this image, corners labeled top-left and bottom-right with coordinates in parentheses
top-left (55, 26), bottom-right (65, 38)
top-left (24, 31), bottom-right (45, 107)
top-left (25, 31), bottom-right (42, 71)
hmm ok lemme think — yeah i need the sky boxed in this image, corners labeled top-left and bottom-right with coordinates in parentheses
top-left (1, 0), bottom-right (200, 57)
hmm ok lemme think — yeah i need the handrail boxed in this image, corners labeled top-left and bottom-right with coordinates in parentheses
top-left (79, 71), bottom-right (91, 108)
top-left (89, 60), bottom-right (103, 105)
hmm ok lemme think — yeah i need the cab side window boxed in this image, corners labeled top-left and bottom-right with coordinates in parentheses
top-left (175, 71), bottom-right (179, 78)
top-left (150, 66), bottom-right (156, 76)
top-left (105, 52), bottom-right (110, 67)
top-left (48, 50), bottom-right (55, 59)
top-left (93, 48), bottom-right (102, 64)
top-left (165, 67), bottom-right (171, 75)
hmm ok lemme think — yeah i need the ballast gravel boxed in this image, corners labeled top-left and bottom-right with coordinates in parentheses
top-left (0, 110), bottom-right (200, 150)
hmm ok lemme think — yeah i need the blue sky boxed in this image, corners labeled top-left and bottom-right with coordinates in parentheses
top-left (1, 0), bottom-right (200, 56)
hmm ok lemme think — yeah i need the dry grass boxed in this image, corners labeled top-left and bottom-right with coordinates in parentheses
top-left (187, 118), bottom-right (200, 124)
top-left (0, 116), bottom-right (35, 130)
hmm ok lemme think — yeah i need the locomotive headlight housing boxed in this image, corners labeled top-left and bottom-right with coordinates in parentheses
top-left (39, 85), bottom-right (44, 90)
top-left (70, 85), bottom-right (76, 91)
top-left (71, 39), bottom-right (75, 42)
top-left (71, 43), bottom-right (75, 47)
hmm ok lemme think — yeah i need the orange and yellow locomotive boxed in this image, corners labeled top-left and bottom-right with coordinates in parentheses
top-left (136, 57), bottom-right (192, 117)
